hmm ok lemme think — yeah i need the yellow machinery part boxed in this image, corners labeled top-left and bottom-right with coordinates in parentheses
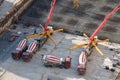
top-left (72, 0), bottom-right (79, 8)
top-left (53, 28), bottom-right (63, 33)
top-left (92, 42), bottom-right (104, 56)
top-left (70, 43), bottom-right (88, 50)
top-left (47, 31), bottom-right (56, 45)
top-left (26, 33), bottom-right (43, 39)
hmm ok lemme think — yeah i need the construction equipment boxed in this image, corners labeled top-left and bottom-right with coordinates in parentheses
top-left (70, 4), bottom-right (120, 74)
top-left (11, 37), bottom-right (47, 61)
top-left (41, 55), bottom-right (71, 69)
top-left (26, 0), bottom-right (63, 45)
top-left (77, 51), bottom-right (87, 75)
top-left (103, 49), bottom-right (120, 72)
top-left (72, 0), bottom-right (79, 8)
top-left (22, 38), bottom-right (47, 62)
top-left (12, 0), bottom-right (63, 61)
top-left (11, 39), bottom-right (27, 60)
top-left (113, 53), bottom-right (120, 67)
top-left (26, 0), bottom-right (80, 45)
top-left (103, 57), bottom-right (115, 72)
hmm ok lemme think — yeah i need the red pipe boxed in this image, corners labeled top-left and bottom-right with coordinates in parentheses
top-left (45, 0), bottom-right (56, 31)
top-left (90, 4), bottom-right (120, 41)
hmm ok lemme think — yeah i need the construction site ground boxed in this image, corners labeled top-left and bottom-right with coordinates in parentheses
top-left (0, 25), bottom-right (120, 80)
top-left (0, 0), bottom-right (120, 80)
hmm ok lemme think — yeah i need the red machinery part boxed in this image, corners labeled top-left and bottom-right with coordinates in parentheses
top-left (90, 4), bottom-right (120, 41)
top-left (64, 56), bottom-right (72, 68)
top-left (45, 0), bottom-right (56, 30)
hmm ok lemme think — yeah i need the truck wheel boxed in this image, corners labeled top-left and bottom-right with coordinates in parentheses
top-left (59, 65), bottom-right (64, 69)
top-left (113, 64), bottom-right (116, 67)
top-left (45, 65), bottom-right (48, 67)
top-left (12, 56), bottom-right (20, 60)
top-left (110, 68), bottom-right (115, 72)
top-left (105, 66), bottom-right (109, 70)
top-left (30, 54), bottom-right (33, 59)
top-left (64, 66), bottom-right (69, 69)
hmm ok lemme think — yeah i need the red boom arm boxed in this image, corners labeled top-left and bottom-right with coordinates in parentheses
top-left (45, 0), bottom-right (56, 31)
top-left (90, 4), bottom-right (120, 41)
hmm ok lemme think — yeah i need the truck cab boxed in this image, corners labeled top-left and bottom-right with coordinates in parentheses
top-left (11, 39), bottom-right (27, 60)
top-left (64, 56), bottom-right (72, 69)
top-left (22, 51), bottom-right (33, 62)
top-left (12, 50), bottom-right (22, 59)
top-left (77, 65), bottom-right (86, 75)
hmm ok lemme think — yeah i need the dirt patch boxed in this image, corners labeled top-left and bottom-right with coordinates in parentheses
top-left (67, 18), bottom-right (78, 26)
top-left (34, 1), bottom-right (49, 11)
top-left (81, 3), bottom-right (94, 10)
top-left (106, 0), bottom-right (120, 3)
top-left (109, 17), bottom-right (120, 23)
top-left (74, 31), bottom-right (83, 36)
top-left (99, 35), bottom-right (108, 40)
top-left (92, 13), bottom-right (105, 21)
top-left (27, 7), bottom-right (43, 18)
top-left (59, 26), bottom-right (73, 33)
top-left (60, 7), bottom-right (69, 14)
top-left (90, 0), bottom-right (99, 1)
top-left (84, 22), bottom-right (98, 29)
top-left (52, 16), bottom-right (63, 22)
top-left (75, 11), bottom-right (86, 17)
top-left (116, 72), bottom-right (120, 80)
top-left (100, 6), bottom-right (113, 12)
top-left (73, 3), bottom-right (94, 11)
top-left (103, 26), bottom-right (117, 32)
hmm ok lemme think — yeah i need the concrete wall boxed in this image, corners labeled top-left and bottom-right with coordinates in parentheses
top-left (0, 0), bottom-right (33, 33)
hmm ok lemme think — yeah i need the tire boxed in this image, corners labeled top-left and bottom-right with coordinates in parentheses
top-left (110, 68), bottom-right (115, 72)
top-left (113, 64), bottom-right (116, 67)
top-left (59, 65), bottom-right (64, 69)
top-left (30, 54), bottom-right (33, 59)
top-left (105, 66), bottom-right (109, 70)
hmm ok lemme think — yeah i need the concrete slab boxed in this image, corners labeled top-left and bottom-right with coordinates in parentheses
top-left (0, 68), bottom-right (5, 77)
top-left (41, 73), bottom-right (64, 80)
